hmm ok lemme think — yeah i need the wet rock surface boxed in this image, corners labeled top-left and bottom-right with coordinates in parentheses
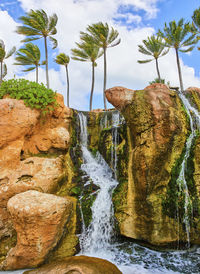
top-left (23, 255), bottom-right (122, 274)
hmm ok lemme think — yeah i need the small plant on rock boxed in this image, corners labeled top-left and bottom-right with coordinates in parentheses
top-left (0, 78), bottom-right (57, 114)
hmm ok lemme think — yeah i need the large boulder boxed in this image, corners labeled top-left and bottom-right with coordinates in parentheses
top-left (1, 190), bottom-right (73, 270)
top-left (24, 255), bottom-right (122, 274)
top-left (106, 84), bottom-right (200, 246)
top-left (105, 86), bottom-right (134, 110)
top-left (0, 156), bottom-right (65, 239)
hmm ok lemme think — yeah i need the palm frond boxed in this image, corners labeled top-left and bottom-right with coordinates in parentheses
top-left (2, 63), bottom-right (7, 78)
top-left (49, 36), bottom-right (58, 49)
top-left (137, 59), bottom-right (153, 63)
top-left (5, 46), bottom-right (16, 59)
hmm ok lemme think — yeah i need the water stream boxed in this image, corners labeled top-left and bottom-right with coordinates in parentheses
top-left (77, 108), bottom-right (200, 274)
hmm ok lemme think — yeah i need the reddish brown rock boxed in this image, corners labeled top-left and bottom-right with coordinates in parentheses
top-left (0, 99), bottom-right (39, 148)
top-left (186, 86), bottom-right (200, 94)
top-left (2, 190), bottom-right (72, 270)
top-left (0, 156), bottom-right (65, 239)
top-left (105, 86), bottom-right (134, 110)
top-left (24, 255), bottom-right (122, 274)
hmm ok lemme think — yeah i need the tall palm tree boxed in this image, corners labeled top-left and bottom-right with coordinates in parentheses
top-left (137, 35), bottom-right (169, 82)
top-left (0, 40), bottom-right (16, 85)
top-left (14, 43), bottom-right (42, 83)
top-left (158, 19), bottom-right (197, 92)
top-left (16, 9), bottom-right (58, 89)
top-left (54, 53), bottom-right (70, 107)
top-left (71, 41), bottom-right (103, 111)
top-left (81, 22), bottom-right (121, 110)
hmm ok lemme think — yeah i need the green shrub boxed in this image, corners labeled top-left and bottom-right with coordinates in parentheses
top-left (0, 78), bottom-right (57, 113)
top-left (149, 78), bottom-right (170, 86)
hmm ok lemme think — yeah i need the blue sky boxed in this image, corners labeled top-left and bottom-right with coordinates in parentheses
top-left (0, 0), bottom-right (200, 110)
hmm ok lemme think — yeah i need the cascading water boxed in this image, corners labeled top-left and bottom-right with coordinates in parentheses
top-left (111, 111), bottom-right (120, 179)
top-left (76, 109), bottom-right (200, 274)
top-left (78, 112), bottom-right (118, 259)
top-left (176, 91), bottom-right (200, 246)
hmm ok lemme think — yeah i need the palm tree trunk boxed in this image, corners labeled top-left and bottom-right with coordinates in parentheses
top-left (175, 48), bottom-right (184, 92)
top-left (36, 65), bottom-right (38, 83)
top-left (44, 36), bottom-right (49, 89)
top-left (103, 47), bottom-right (107, 110)
top-left (0, 61), bottom-right (2, 86)
top-left (90, 62), bottom-right (95, 111)
top-left (65, 65), bottom-right (70, 107)
top-left (155, 58), bottom-right (161, 82)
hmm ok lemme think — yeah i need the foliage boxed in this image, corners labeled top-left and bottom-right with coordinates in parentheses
top-left (16, 9), bottom-right (58, 47)
top-left (192, 7), bottom-right (200, 50)
top-left (72, 38), bottom-right (103, 111)
top-left (82, 22), bottom-right (121, 50)
top-left (55, 53), bottom-right (70, 66)
top-left (158, 18), bottom-right (197, 92)
top-left (158, 19), bottom-right (197, 51)
top-left (14, 43), bottom-right (41, 72)
top-left (16, 9), bottom-right (58, 89)
top-left (0, 78), bottom-right (56, 113)
top-left (149, 78), bottom-right (170, 85)
top-left (55, 53), bottom-right (70, 107)
top-left (80, 22), bottom-right (121, 110)
top-left (0, 39), bottom-right (16, 83)
top-left (71, 40), bottom-right (103, 64)
top-left (138, 35), bottom-right (169, 63)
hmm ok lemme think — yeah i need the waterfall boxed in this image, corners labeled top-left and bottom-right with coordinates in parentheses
top-left (78, 112), bottom-right (118, 259)
top-left (111, 111), bottom-right (120, 179)
top-left (177, 91), bottom-right (200, 246)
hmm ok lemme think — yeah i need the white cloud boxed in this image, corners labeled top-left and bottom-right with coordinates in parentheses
top-left (1, 0), bottom-right (200, 110)
top-left (0, 10), bottom-right (22, 78)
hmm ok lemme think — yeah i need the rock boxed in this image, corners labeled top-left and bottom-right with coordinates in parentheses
top-left (105, 86), bottom-right (134, 110)
top-left (0, 156), bottom-right (65, 239)
top-left (0, 99), bottom-right (39, 148)
top-left (2, 190), bottom-right (73, 270)
top-left (186, 86), bottom-right (200, 94)
top-left (105, 84), bottom-right (200, 246)
top-left (23, 255), bottom-right (122, 274)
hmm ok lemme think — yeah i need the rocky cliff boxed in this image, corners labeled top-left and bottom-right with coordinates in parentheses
top-left (105, 84), bottom-right (200, 246)
top-left (0, 94), bottom-right (78, 270)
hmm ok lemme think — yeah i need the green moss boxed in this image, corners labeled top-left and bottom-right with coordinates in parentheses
top-left (0, 232), bottom-right (17, 263)
top-left (162, 132), bottom-right (200, 226)
top-left (113, 180), bottom-right (128, 210)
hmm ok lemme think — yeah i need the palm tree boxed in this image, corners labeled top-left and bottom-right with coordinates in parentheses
top-left (192, 7), bottom-right (200, 50)
top-left (0, 40), bottom-right (16, 85)
top-left (16, 9), bottom-right (58, 89)
top-left (158, 19), bottom-right (197, 92)
top-left (54, 53), bottom-right (70, 107)
top-left (14, 43), bottom-right (42, 83)
top-left (137, 35), bottom-right (169, 82)
top-left (81, 22), bottom-right (121, 110)
top-left (71, 41), bottom-right (103, 111)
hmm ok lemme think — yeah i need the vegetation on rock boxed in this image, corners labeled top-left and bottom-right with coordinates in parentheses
top-left (0, 78), bottom-right (56, 113)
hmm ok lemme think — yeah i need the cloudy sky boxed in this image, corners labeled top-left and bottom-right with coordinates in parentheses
top-left (0, 0), bottom-right (200, 110)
